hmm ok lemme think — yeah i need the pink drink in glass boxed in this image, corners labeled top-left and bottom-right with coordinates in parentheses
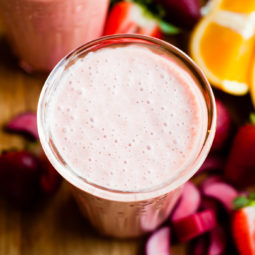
top-left (0, 0), bottom-right (109, 72)
top-left (37, 35), bottom-right (216, 238)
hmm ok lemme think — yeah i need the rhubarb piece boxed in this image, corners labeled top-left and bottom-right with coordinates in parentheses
top-left (6, 112), bottom-right (39, 139)
top-left (171, 181), bottom-right (201, 222)
top-left (0, 150), bottom-right (40, 206)
top-left (201, 180), bottom-right (238, 212)
top-left (211, 99), bottom-right (232, 152)
top-left (146, 227), bottom-right (171, 255)
top-left (208, 225), bottom-right (226, 255)
top-left (189, 235), bottom-right (208, 255)
top-left (172, 209), bottom-right (216, 242)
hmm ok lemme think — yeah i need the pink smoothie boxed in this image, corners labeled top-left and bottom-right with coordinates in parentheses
top-left (48, 44), bottom-right (208, 194)
top-left (38, 37), bottom-right (215, 237)
top-left (0, 0), bottom-right (109, 72)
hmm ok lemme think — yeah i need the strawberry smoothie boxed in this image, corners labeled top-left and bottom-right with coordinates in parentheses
top-left (0, 0), bottom-right (109, 72)
top-left (38, 35), bottom-right (216, 237)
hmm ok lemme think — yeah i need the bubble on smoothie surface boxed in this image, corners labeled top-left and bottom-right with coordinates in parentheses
top-left (49, 44), bottom-right (208, 192)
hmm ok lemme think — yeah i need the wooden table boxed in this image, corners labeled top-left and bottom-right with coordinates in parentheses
top-left (0, 23), bottom-right (253, 254)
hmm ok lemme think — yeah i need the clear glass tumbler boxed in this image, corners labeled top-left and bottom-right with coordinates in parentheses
top-left (37, 34), bottom-right (216, 238)
top-left (0, 0), bottom-right (109, 72)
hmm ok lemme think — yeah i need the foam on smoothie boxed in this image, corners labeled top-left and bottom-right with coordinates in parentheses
top-left (49, 44), bottom-right (208, 192)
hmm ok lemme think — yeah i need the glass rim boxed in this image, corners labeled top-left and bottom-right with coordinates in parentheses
top-left (37, 34), bottom-right (216, 202)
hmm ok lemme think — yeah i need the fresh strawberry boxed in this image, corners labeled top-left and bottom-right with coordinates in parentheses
top-left (224, 114), bottom-right (255, 188)
top-left (104, 1), bottom-right (163, 38)
top-left (232, 194), bottom-right (255, 255)
top-left (0, 150), bottom-right (40, 206)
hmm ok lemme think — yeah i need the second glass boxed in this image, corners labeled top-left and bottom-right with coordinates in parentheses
top-left (0, 0), bottom-right (109, 72)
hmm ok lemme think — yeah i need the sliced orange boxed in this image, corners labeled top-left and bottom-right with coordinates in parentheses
top-left (217, 0), bottom-right (255, 13)
top-left (250, 59), bottom-right (255, 108)
top-left (190, 6), bottom-right (255, 95)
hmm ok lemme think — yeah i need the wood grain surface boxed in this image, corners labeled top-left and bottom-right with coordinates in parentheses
top-left (0, 23), bottom-right (190, 255)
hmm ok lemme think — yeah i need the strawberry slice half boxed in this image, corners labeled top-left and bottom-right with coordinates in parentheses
top-left (232, 200), bottom-right (255, 255)
top-left (104, 1), bottom-right (162, 38)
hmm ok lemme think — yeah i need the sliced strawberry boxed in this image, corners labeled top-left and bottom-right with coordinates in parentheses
top-left (5, 112), bottom-right (39, 140)
top-left (104, 1), bottom-right (162, 38)
top-left (146, 227), bottom-right (171, 255)
top-left (225, 115), bottom-right (255, 188)
top-left (232, 205), bottom-right (255, 255)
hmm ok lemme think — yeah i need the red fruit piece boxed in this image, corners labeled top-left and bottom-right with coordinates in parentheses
top-left (172, 209), bottom-right (216, 242)
top-left (211, 99), bottom-right (232, 152)
top-left (0, 151), bottom-right (40, 206)
top-left (189, 235), bottom-right (208, 255)
top-left (197, 154), bottom-right (225, 175)
top-left (146, 227), bottom-right (171, 255)
top-left (6, 112), bottom-right (39, 140)
top-left (171, 181), bottom-right (201, 222)
top-left (200, 175), bottom-right (223, 187)
top-left (201, 179), bottom-right (238, 212)
top-left (190, 225), bottom-right (226, 255)
top-left (156, 0), bottom-right (201, 29)
top-left (104, 1), bottom-right (162, 38)
top-left (200, 197), bottom-right (221, 218)
top-left (208, 225), bottom-right (226, 255)
top-left (232, 205), bottom-right (255, 255)
top-left (38, 152), bottom-right (62, 196)
top-left (225, 121), bottom-right (255, 188)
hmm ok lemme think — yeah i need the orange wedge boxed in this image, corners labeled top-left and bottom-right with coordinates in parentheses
top-left (190, 2), bottom-right (255, 95)
top-left (217, 0), bottom-right (255, 13)
top-left (250, 59), bottom-right (255, 108)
